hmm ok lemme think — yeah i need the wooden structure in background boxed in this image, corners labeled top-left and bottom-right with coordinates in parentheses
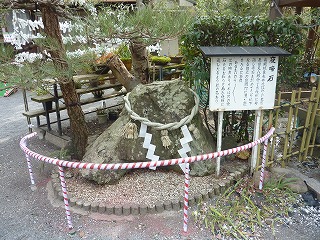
top-left (269, 0), bottom-right (320, 63)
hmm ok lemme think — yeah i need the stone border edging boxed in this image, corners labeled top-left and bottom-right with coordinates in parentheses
top-left (51, 165), bottom-right (248, 216)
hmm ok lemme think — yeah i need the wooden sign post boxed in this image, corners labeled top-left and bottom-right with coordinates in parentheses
top-left (200, 46), bottom-right (290, 175)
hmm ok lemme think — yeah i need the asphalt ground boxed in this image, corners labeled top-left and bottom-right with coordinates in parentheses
top-left (0, 90), bottom-right (319, 240)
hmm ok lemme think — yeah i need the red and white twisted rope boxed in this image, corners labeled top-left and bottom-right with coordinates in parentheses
top-left (20, 128), bottom-right (275, 171)
top-left (20, 127), bottom-right (275, 232)
top-left (183, 163), bottom-right (190, 233)
top-left (259, 139), bottom-right (269, 190)
top-left (58, 166), bottom-right (73, 229)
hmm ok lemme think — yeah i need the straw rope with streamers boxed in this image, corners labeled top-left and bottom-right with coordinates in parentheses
top-left (124, 89), bottom-right (200, 131)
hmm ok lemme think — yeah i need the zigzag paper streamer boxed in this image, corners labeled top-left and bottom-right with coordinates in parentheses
top-left (178, 125), bottom-right (193, 173)
top-left (139, 123), bottom-right (159, 170)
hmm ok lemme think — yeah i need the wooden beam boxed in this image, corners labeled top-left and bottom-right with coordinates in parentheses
top-left (278, 0), bottom-right (320, 7)
top-left (269, 0), bottom-right (283, 20)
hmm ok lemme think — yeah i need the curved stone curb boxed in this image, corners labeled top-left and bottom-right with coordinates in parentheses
top-left (51, 164), bottom-right (249, 216)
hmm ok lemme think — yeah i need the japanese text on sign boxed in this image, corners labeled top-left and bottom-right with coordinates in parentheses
top-left (209, 56), bottom-right (279, 111)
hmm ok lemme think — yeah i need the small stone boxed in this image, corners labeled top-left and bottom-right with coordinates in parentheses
top-left (131, 205), bottom-right (139, 215)
top-left (64, 171), bottom-right (73, 179)
top-left (218, 182), bottom-right (226, 193)
top-left (213, 184), bottom-right (220, 195)
top-left (30, 185), bottom-right (37, 192)
top-left (123, 205), bottom-right (131, 216)
top-left (98, 203), bottom-right (106, 213)
top-left (227, 176), bottom-right (234, 185)
top-left (301, 208), bottom-right (310, 215)
top-left (148, 204), bottom-right (156, 214)
top-left (224, 179), bottom-right (231, 188)
top-left (208, 189), bottom-right (215, 199)
top-left (139, 204), bottom-right (148, 215)
top-left (91, 202), bottom-right (99, 212)
top-left (68, 228), bottom-right (77, 235)
top-left (194, 195), bottom-right (202, 204)
top-left (172, 201), bottom-right (181, 210)
top-left (54, 182), bottom-right (61, 190)
top-left (106, 205), bottom-right (114, 215)
top-left (155, 202), bottom-right (164, 213)
top-left (51, 173), bottom-right (59, 179)
top-left (76, 199), bottom-right (84, 208)
top-left (69, 197), bottom-right (77, 207)
top-left (83, 202), bottom-right (91, 211)
top-left (188, 197), bottom-right (195, 207)
top-left (201, 192), bottom-right (209, 202)
top-left (265, 218), bottom-right (273, 225)
top-left (234, 171), bottom-right (241, 180)
top-left (114, 205), bottom-right (122, 216)
top-left (58, 192), bottom-right (64, 201)
top-left (164, 201), bottom-right (172, 211)
top-left (79, 231), bottom-right (85, 238)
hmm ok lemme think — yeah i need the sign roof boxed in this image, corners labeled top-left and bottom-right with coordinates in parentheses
top-left (200, 46), bottom-right (291, 57)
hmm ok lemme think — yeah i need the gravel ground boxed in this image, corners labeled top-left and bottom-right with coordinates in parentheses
top-left (1, 90), bottom-right (319, 240)
top-left (66, 169), bottom-right (222, 207)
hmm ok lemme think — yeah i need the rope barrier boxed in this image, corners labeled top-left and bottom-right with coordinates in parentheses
top-left (20, 127), bottom-right (275, 233)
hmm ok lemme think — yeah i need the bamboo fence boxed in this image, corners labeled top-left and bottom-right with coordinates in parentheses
top-left (256, 84), bottom-right (320, 169)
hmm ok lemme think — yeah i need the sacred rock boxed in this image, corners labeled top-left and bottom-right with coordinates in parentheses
top-left (81, 79), bottom-right (216, 184)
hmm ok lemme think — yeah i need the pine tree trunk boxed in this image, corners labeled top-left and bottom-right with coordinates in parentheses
top-left (40, 4), bottom-right (88, 159)
top-left (130, 41), bottom-right (150, 84)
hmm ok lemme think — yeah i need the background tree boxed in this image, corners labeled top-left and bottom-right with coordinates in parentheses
top-left (0, 0), bottom-right (194, 158)
top-left (82, 1), bottom-right (193, 90)
top-left (1, 0), bottom-right (90, 159)
top-left (195, 0), bottom-right (270, 17)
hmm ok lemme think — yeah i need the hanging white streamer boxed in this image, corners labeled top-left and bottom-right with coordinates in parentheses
top-left (139, 123), bottom-right (159, 170)
top-left (178, 125), bottom-right (193, 173)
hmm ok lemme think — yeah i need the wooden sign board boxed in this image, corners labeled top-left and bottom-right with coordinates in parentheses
top-left (200, 47), bottom-right (291, 111)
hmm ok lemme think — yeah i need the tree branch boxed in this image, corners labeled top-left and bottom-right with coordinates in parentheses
top-left (2, 0), bottom-right (70, 19)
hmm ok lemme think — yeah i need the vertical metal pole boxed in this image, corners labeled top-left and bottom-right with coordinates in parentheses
top-left (53, 83), bottom-right (62, 136)
top-left (251, 109), bottom-right (262, 174)
top-left (43, 102), bottom-right (52, 131)
top-left (58, 166), bottom-right (73, 230)
top-left (22, 88), bottom-right (32, 133)
top-left (183, 163), bottom-right (190, 233)
top-left (159, 66), bottom-right (163, 80)
top-left (259, 139), bottom-right (269, 190)
top-left (216, 111), bottom-right (223, 176)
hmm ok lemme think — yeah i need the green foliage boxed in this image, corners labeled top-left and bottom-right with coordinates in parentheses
top-left (150, 56), bottom-right (171, 65)
top-left (193, 176), bottom-right (298, 239)
top-left (180, 15), bottom-right (304, 140)
top-left (49, 147), bottom-right (71, 160)
top-left (83, 2), bottom-right (195, 47)
top-left (0, 41), bottom-right (97, 90)
top-left (181, 15), bottom-right (304, 90)
top-left (115, 43), bottom-right (132, 60)
top-left (196, 0), bottom-right (270, 18)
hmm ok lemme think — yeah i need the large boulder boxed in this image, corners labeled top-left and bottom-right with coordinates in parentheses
top-left (81, 80), bottom-right (216, 184)
top-left (270, 167), bottom-right (308, 193)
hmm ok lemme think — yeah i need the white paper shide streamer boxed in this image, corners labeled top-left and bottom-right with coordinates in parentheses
top-left (178, 125), bottom-right (193, 173)
top-left (139, 123), bottom-right (160, 170)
